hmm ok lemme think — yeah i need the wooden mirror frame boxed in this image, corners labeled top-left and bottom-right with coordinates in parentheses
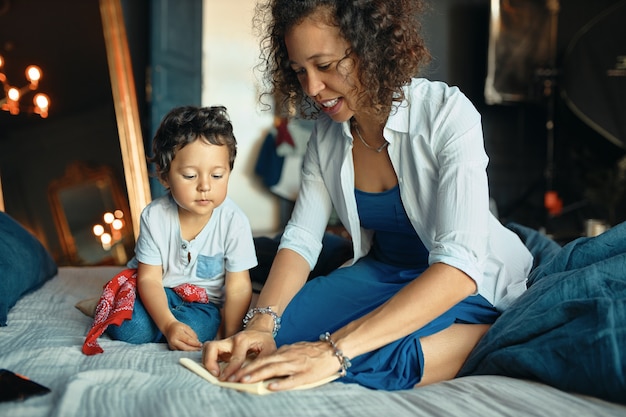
top-left (99, 0), bottom-right (151, 240)
top-left (0, 175), bottom-right (4, 212)
top-left (48, 161), bottom-right (133, 265)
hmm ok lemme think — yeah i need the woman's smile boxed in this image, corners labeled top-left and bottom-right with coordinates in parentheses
top-left (319, 97), bottom-right (343, 115)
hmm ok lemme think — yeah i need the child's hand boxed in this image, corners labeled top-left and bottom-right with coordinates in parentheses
top-left (164, 321), bottom-right (203, 351)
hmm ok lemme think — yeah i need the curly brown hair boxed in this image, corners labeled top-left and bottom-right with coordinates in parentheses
top-left (151, 106), bottom-right (237, 184)
top-left (254, 0), bottom-right (431, 122)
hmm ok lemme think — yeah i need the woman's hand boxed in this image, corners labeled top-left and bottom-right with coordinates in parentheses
top-left (163, 321), bottom-right (202, 351)
top-left (223, 339), bottom-right (343, 391)
top-left (202, 329), bottom-right (277, 381)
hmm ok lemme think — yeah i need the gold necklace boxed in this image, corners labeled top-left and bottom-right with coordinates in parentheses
top-left (352, 119), bottom-right (389, 153)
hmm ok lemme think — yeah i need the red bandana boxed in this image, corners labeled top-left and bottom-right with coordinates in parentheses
top-left (82, 268), bottom-right (209, 355)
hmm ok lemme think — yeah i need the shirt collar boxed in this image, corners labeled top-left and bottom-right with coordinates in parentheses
top-left (386, 99), bottom-right (410, 134)
top-left (341, 118), bottom-right (353, 141)
top-left (339, 96), bottom-right (411, 142)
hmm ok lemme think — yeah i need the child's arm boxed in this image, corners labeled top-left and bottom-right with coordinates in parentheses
top-left (222, 270), bottom-right (253, 338)
top-left (136, 262), bottom-right (202, 350)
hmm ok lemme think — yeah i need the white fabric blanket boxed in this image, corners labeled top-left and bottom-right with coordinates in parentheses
top-left (1, 266), bottom-right (624, 417)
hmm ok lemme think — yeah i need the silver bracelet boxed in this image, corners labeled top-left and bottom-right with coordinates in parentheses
top-left (242, 306), bottom-right (281, 338)
top-left (319, 332), bottom-right (352, 376)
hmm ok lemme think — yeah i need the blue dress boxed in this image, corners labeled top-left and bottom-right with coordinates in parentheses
top-left (274, 185), bottom-right (499, 390)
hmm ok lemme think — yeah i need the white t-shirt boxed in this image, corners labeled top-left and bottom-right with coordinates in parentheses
top-left (128, 195), bottom-right (257, 303)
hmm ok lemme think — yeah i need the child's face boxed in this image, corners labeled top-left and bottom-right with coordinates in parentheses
top-left (164, 138), bottom-right (231, 220)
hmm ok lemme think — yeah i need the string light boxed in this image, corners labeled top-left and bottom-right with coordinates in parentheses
top-left (93, 210), bottom-right (125, 251)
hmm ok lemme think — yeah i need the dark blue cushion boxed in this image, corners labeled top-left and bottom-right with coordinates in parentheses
top-left (0, 212), bottom-right (58, 326)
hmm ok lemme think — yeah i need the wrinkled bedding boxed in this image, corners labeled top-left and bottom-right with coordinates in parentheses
top-left (461, 222), bottom-right (626, 404)
top-left (1, 255), bottom-right (625, 416)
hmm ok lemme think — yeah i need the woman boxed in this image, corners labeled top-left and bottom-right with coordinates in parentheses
top-left (202, 0), bottom-right (533, 391)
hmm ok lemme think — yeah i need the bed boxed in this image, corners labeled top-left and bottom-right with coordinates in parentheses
top-left (1, 212), bottom-right (625, 417)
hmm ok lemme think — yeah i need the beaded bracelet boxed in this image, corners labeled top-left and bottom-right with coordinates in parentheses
top-left (242, 306), bottom-right (281, 338)
top-left (319, 332), bottom-right (352, 376)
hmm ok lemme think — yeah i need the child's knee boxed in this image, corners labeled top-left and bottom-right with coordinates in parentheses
top-left (196, 320), bottom-right (220, 343)
top-left (186, 306), bottom-right (221, 342)
top-left (106, 319), bottom-right (159, 344)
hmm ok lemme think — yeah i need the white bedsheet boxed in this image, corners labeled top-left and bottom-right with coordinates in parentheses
top-left (1, 266), bottom-right (625, 417)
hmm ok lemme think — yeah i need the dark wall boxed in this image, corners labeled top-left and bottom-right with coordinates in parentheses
top-left (0, 0), bottom-right (150, 262)
top-left (121, 0), bottom-right (151, 146)
top-left (423, 0), bottom-right (626, 241)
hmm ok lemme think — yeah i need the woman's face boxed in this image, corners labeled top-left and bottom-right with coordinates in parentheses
top-left (284, 15), bottom-right (361, 123)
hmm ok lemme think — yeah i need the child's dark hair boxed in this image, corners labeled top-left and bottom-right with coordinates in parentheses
top-left (150, 106), bottom-right (237, 183)
top-left (254, 0), bottom-right (430, 122)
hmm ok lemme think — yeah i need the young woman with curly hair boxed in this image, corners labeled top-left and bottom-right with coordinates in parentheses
top-left (202, 0), bottom-right (533, 392)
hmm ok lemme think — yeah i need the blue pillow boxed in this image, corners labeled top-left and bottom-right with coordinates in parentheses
top-left (0, 212), bottom-right (58, 326)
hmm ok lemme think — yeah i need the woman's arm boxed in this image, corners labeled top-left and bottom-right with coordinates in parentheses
top-left (203, 123), bottom-right (332, 376)
top-left (229, 262), bottom-right (477, 390)
top-left (331, 262), bottom-right (475, 359)
top-left (137, 262), bottom-right (202, 350)
top-left (201, 248), bottom-right (311, 379)
top-left (233, 248), bottom-right (311, 334)
top-left (222, 270), bottom-right (252, 338)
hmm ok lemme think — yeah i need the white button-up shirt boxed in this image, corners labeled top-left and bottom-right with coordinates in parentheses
top-left (279, 78), bottom-right (532, 311)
